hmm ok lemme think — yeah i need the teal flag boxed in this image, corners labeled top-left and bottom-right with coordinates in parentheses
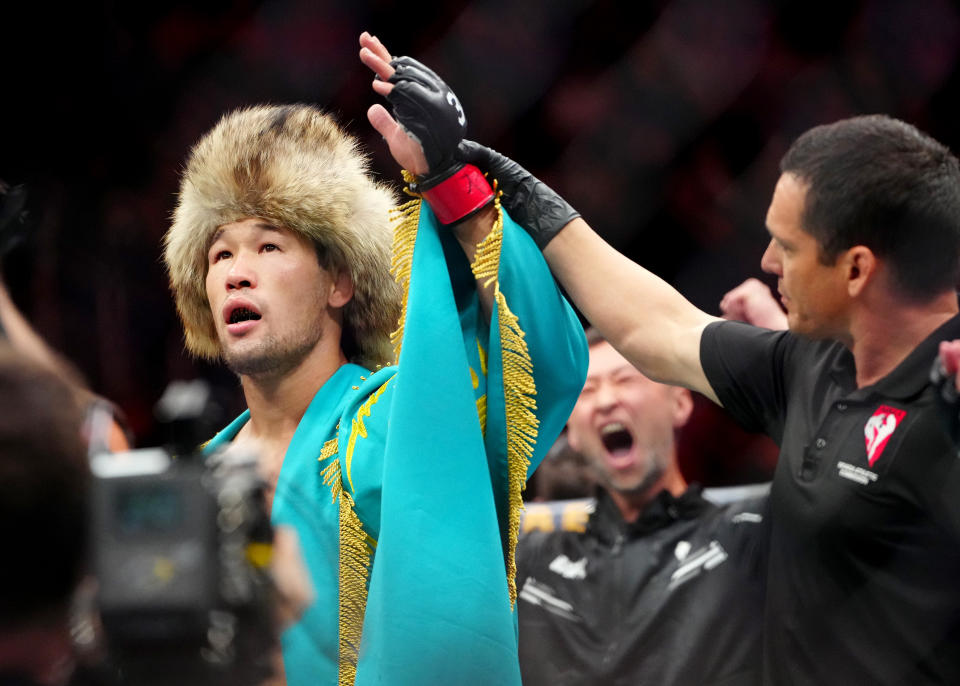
top-left (357, 201), bottom-right (586, 684)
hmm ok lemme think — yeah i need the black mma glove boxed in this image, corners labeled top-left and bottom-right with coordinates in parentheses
top-left (386, 56), bottom-right (466, 188)
top-left (457, 140), bottom-right (580, 249)
top-left (385, 56), bottom-right (493, 224)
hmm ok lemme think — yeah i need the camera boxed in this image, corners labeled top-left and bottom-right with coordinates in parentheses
top-left (82, 381), bottom-right (279, 686)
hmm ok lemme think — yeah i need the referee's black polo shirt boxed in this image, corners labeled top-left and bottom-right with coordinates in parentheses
top-left (701, 314), bottom-right (960, 686)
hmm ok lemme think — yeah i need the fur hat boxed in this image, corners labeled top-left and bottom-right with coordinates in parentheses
top-left (164, 104), bottom-right (401, 370)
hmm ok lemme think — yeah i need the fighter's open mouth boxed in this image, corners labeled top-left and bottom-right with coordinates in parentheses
top-left (229, 307), bottom-right (262, 324)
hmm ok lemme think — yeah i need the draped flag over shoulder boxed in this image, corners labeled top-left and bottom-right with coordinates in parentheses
top-left (354, 197), bottom-right (586, 685)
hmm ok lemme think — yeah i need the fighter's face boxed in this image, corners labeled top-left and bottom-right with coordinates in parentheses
top-left (566, 341), bottom-right (690, 495)
top-left (761, 173), bottom-right (849, 339)
top-left (205, 218), bottom-right (350, 377)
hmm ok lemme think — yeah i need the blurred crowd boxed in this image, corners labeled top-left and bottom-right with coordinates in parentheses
top-left (1, 0), bottom-right (958, 479)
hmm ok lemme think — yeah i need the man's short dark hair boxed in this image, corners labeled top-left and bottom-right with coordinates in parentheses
top-left (0, 344), bottom-right (89, 627)
top-left (584, 327), bottom-right (606, 347)
top-left (780, 114), bottom-right (960, 301)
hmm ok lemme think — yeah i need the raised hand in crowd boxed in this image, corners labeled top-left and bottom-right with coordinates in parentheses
top-left (719, 277), bottom-right (788, 330)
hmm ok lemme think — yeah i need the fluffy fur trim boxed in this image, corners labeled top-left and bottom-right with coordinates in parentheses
top-left (164, 105), bottom-right (400, 369)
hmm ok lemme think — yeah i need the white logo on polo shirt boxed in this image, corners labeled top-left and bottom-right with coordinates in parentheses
top-left (864, 405), bottom-right (906, 467)
top-left (837, 461), bottom-right (880, 485)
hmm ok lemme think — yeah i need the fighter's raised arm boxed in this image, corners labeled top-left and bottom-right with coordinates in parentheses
top-left (360, 35), bottom-right (721, 402)
top-left (359, 33), bottom-right (496, 275)
top-left (354, 32), bottom-right (588, 685)
top-left (359, 33), bottom-right (428, 176)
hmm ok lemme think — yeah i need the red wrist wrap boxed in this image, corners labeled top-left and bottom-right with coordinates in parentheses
top-left (421, 164), bottom-right (494, 225)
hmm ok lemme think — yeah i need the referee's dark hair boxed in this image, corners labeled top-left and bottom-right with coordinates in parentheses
top-left (781, 114), bottom-right (960, 302)
top-left (0, 342), bottom-right (89, 628)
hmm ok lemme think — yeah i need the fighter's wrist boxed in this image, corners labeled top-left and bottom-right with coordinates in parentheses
top-left (416, 163), bottom-right (494, 226)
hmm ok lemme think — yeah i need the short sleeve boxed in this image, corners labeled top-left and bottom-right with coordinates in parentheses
top-left (700, 320), bottom-right (796, 443)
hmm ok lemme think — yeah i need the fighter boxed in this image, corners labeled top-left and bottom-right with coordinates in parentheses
top-left (162, 34), bottom-right (587, 686)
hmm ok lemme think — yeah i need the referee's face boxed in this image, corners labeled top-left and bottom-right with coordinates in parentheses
top-left (761, 173), bottom-right (850, 340)
top-left (567, 341), bottom-right (692, 495)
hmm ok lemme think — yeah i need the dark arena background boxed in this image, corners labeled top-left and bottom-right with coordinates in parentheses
top-left (2, 0), bottom-right (959, 488)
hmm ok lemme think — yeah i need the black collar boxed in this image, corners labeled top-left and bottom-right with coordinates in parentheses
top-left (827, 312), bottom-right (960, 401)
top-left (588, 485), bottom-right (712, 543)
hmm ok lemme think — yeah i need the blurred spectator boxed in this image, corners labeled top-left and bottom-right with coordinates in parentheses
top-left (0, 181), bottom-right (132, 454)
top-left (0, 278), bottom-right (132, 454)
top-left (516, 330), bottom-right (767, 685)
top-left (0, 344), bottom-right (90, 686)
